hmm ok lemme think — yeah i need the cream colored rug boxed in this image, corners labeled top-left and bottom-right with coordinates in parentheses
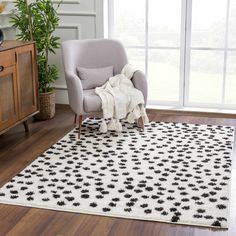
top-left (0, 118), bottom-right (234, 228)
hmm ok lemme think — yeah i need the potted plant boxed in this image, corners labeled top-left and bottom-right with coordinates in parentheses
top-left (11, 0), bottom-right (61, 120)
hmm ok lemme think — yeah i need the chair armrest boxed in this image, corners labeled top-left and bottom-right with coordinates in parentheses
top-left (131, 70), bottom-right (148, 104)
top-left (65, 71), bottom-right (84, 115)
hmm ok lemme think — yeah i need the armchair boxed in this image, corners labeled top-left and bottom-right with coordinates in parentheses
top-left (61, 39), bottom-right (147, 136)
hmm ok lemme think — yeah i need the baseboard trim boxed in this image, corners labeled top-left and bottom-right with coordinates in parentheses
top-left (147, 106), bottom-right (236, 119)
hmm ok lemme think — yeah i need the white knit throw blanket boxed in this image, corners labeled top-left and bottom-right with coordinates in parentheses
top-left (95, 64), bottom-right (149, 133)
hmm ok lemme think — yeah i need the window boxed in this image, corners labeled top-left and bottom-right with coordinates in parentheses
top-left (107, 0), bottom-right (236, 109)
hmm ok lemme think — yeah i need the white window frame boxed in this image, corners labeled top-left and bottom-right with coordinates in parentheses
top-left (185, 0), bottom-right (236, 110)
top-left (107, 0), bottom-right (236, 110)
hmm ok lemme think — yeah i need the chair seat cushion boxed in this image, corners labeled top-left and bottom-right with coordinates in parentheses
top-left (77, 65), bottom-right (113, 90)
top-left (83, 89), bottom-right (102, 113)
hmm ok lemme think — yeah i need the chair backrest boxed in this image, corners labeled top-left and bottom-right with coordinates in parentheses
top-left (61, 39), bottom-right (128, 89)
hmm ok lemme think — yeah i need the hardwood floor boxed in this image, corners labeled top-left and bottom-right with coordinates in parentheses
top-left (0, 105), bottom-right (235, 236)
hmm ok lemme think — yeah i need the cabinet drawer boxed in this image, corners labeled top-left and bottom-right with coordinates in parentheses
top-left (0, 50), bottom-right (15, 69)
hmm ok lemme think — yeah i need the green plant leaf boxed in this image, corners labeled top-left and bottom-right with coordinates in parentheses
top-left (11, 0), bottom-right (61, 92)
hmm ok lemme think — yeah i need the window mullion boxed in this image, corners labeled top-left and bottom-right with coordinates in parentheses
top-left (222, 0), bottom-right (231, 105)
top-left (179, 0), bottom-right (188, 107)
top-left (183, 0), bottom-right (192, 107)
top-left (145, 0), bottom-right (149, 77)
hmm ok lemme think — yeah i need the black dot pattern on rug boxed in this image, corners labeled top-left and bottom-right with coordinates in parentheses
top-left (0, 118), bottom-right (233, 228)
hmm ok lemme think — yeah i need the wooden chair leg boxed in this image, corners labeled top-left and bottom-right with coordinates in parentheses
top-left (78, 115), bottom-right (83, 139)
top-left (23, 120), bottom-right (29, 133)
top-left (137, 117), bottom-right (144, 130)
top-left (74, 114), bottom-right (77, 125)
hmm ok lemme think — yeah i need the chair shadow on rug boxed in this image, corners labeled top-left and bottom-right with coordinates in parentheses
top-left (61, 39), bottom-right (148, 138)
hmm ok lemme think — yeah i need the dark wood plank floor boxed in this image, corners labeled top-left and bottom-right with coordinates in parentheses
top-left (0, 105), bottom-right (235, 236)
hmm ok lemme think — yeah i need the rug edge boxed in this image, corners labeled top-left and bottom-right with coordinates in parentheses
top-left (0, 200), bottom-right (228, 229)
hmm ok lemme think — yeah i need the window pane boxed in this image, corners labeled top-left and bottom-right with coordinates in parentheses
top-left (225, 52), bottom-right (236, 104)
top-left (113, 0), bottom-right (145, 46)
top-left (149, 0), bottom-right (181, 47)
top-left (228, 0), bottom-right (236, 48)
top-left (126, 48), bottom-right (145, 73)
top-left (191, 0), bottom-right (227, 48)
top-left (148, 49), bottom-right (180, 102)
top-left (188, 51), bottom-right (224, 104)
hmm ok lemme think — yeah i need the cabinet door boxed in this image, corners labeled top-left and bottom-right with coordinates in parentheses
top-left (16, 44), bottom-right (38, 119)
top-left (0, 66), bottom-right (19, 132)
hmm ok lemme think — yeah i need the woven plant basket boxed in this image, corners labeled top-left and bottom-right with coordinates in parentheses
top-left (34, 91), bottom-right (55, 120)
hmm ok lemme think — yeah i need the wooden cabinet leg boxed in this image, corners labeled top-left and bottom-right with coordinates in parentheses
top-left (23, 120), bottom-right (29, 133)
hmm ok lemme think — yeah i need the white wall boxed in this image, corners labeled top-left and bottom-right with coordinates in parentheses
top-left (0, 0), bottom-right (104, 104)
top-left (53, 0), bottom-right (104, 104)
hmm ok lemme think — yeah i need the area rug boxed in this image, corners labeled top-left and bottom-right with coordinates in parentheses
top-left (0, 118), bottom-right (234, 228)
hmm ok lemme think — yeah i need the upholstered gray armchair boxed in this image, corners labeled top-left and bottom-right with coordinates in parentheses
top-left (61, 39), bottom-right (147, 136)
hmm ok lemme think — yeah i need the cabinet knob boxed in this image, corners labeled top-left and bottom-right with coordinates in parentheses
top-left (0, 65), bottom-right (4, 72)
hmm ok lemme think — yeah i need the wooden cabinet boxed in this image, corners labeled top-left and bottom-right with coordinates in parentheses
top-left (0, 41), bottom-right (38, 135)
